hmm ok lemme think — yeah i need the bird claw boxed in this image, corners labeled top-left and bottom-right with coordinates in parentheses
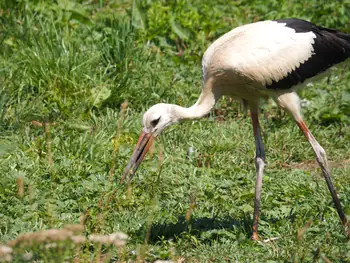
top-left (251, 232), bottom-right (259, 241)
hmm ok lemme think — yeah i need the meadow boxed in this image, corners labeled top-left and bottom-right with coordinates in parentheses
top-left (0, 0), bottom-right (350, 262)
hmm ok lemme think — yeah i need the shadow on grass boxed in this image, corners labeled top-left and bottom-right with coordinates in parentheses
top-left (146, 212), bottom-right (298, 243)
top-left (148, 215), bottom-right (250, 243)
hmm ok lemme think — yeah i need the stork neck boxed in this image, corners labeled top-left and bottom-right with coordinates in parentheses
top-left (175, 78), bottom-right (220, 120)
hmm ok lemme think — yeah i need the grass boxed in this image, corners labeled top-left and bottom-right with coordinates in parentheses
top-left (1, 0), bottom-right (350, 262)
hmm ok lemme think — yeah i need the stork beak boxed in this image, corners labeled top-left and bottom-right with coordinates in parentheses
top-left (120, 130), bottom-right (154, 184)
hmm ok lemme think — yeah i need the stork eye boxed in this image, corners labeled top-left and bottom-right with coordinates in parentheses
top-left (150, 117), bottom-right (161, 127)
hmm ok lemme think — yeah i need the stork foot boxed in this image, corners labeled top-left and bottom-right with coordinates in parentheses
top-left (251, 232), bottom-right (259, 241)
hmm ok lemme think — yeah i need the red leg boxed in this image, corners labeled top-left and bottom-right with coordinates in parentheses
top-left (296, 120), bottom-right (348, 234)
top-left (250, 109), bottom-right (266, 241)
top-left (276, 92), bottom-right (348, 237)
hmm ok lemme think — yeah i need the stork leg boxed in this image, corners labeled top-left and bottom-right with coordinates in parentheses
top-left (250, 106), bottom-right (266, 241)
top-left (276, 92), bottom-right (348, 236)
top-left (295, 120), bottom-right (348, 233)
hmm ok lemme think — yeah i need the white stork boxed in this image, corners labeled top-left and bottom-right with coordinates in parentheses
top-left (121, 18), bottom-right (350, 240)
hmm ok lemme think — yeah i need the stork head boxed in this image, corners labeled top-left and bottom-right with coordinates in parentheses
top-left (143, 103), bottom-right (177, 135)
top-left (121, 103), bottom-right (178, 183)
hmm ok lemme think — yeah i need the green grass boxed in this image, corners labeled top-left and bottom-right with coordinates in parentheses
top-left (1, 0), bottom-right (350, 262)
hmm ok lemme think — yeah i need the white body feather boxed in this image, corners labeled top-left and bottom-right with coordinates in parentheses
top-left (202, 20), bottom-right (316, 101)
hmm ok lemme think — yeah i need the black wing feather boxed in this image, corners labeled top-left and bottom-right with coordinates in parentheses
top-left (267, 18), bottom-right (350, 90)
